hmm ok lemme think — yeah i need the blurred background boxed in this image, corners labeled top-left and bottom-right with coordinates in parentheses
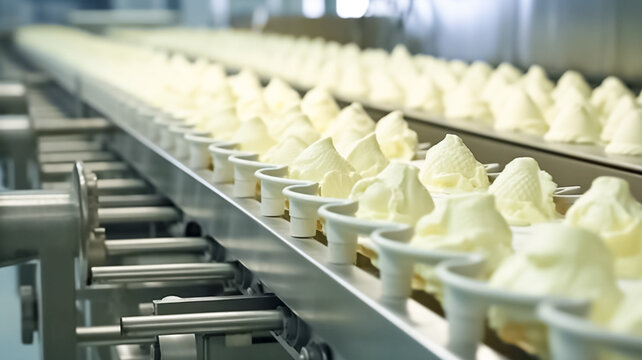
top-left (1, 0), bottom-right (642, 83)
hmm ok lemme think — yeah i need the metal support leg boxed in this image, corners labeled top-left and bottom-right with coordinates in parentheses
top-left (0, 190), bottom-right (81, 359)
top-left (0, 115), bottom-right (38, 189)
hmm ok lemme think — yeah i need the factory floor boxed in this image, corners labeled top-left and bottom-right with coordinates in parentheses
top-left (0, 265), bottom-right (39, 359)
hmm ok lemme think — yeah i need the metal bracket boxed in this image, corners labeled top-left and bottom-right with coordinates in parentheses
top-left (158, 334), bottom-right (198, 360)
top-left (154, 294), bottom-right (283, 315)
top-left (73, 161), bottom-right (102, 285)
top-left (20, 285), bottom-right (37, 344)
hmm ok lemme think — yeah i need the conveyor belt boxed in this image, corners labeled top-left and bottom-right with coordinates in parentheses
top-left (19, 42), bottom-right (508, 360)
top-left (132, 44), bottom-right (642, 197)
top-left (289, 79), bottom-right (642, 198)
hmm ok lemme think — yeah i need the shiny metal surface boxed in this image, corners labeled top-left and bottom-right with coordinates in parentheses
top-left (0, 114), bottom-right (37, 189)
top-left (39, 151), bottom-right (115, 163)
top-left (153, 294), bottom-right (283, 315)
top-left (33, 117), bottom-right (113, 135)
top-left (38, 139), bottom-right (103, 152)
top-left (0, 81), bottom-right (26, 114)
top-left (396, 0), bottom-right (642, 82)
top-left (43, 178), bottom-right (148, 195)
top-left (95, 178), bottom-right (148, 194)
top-left (98, 193), bottom-right (169, 207)
top-left (97, 206), bottom-right (180, 224)
top-left (120, 310), bottom-right (284, 337)
top-left (40, 161), bottom-right (129, 177)
top-left (158, 334), bottom-right (198, 360)
top-left (104, 237), bottom-right (210, 256)
top-left (0, 188), bottom-right (80, 358)
top-left (90, 263), bottom-right (236, 283)
top-left (76, 325), bottom-right (154, 346)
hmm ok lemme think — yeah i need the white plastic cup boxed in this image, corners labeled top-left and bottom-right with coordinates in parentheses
top-left (255, 167), bottom-right (307, 217)
top-left (283, 183), bottom-right (340, 238)
top-left (169, 124), bottom-right (196, 157)
top-left (229, 153), bottom-right (277, 198)
top-left (319, 201), bottom-right (396, 265)
top-left (185, 134), bottom-right (219, 169)
top-left (209, 142), bottom-right (241, 183)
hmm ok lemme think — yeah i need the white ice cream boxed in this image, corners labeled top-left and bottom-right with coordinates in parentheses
top-left (494, 87), bottom-right (548, 135)
top-left (419, 134), bottom-right (490, 193)
top-left (263, 77), bottom-right (301, 114)
top-left (605, 108), bottom-right (642, 156)
top-left (602, 96), bottom-right (639, 142)
top-left (544, 103), bottom-right (601, 144)
top-left (232, 117), bottom-right (276, 155)
top-left (488, 223), bottom-right (622, 356)
top-left (375, 110), bottom-right (419, 161)
top-left (412, 193), bottom-right (513, 294)
top-left (489, 157), bottom-right (558, 226)
top-left (300, 87), bottom-right (340, 133)
top-left (565, 176), bottom-right (642, 278)
top-left (324, 103), bottom-right (376, 157)
top-left (289, 137), bottom-right (361, 198)
top-left (345, 133), bottom-right (390, 178)
top-left (262, 135), bottom-right (308, 166)
top-left (350, 161), bottom-right (434, 224)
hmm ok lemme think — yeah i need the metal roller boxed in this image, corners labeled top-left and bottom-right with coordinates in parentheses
top-left (42, 178), bottom-right (148, 195)
top-left (39, 151), bottom-right (115, 163)
top-left (76, 325), bottom-right (154, 347)
top-left (89, 263), bottom-right (236, 284)
top-left (38, 140), bottom-right (103, 152)
top-left (95, 178), bottom-right (148, 194)
top-left (104, 237), bottom-right (211, 257)
top-left (98, 194), bottom-right (169, 208)
top-left (97, 206), bottom-right (180, 224)
top-left (120, 310), bottom-right (284, 337)
top-left (41, 161), bottom-right (129, 177)
top-left (33, 118), bottom-right (113, 135)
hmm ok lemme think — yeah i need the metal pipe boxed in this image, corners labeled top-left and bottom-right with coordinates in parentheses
top-left (96, 178), bottom-right (148, 194)
top-left (42, 178), bottom-right (148, 195)
top-left (39, 151), bottom-right (115, 163)
top-left (76, 325), bottom-right (154, 346)
top-left (90, 263), bottom-right (236, 284)
top-left (104, 237), bottom-right (210, 256)
top-left (98, 206), bottom-right (180, 224)
top-left (120, 310), bottom-right (284, 337)
top-left (41, 161), bottom-right (129, 177)
top-left (98, 194), bottom-right (169, 208)
top-left (38, 140), bottom-right (102, 152)
top-left (33, 118), bottom-right (113, 135)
